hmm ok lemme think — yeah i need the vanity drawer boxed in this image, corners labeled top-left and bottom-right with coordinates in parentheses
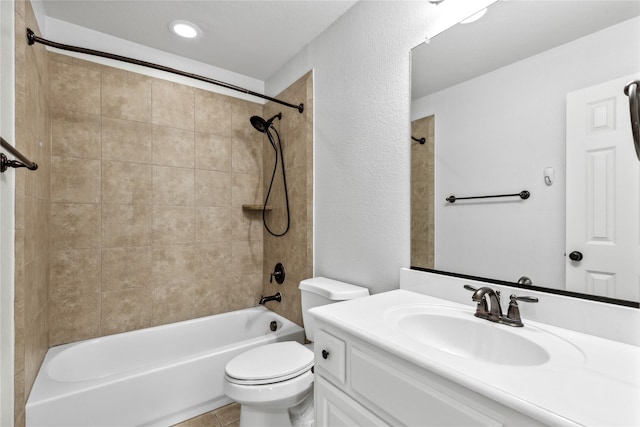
top-left (350, 346), bottom-right (505, 427)
top-left (315, 329), bottom-right (346, 384)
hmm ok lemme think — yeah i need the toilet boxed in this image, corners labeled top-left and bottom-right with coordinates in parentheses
top-left (223, 277), bottom-right (370, 427)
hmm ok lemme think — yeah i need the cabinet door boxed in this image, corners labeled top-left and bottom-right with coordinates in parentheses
top-left (315, 376), bottom-right (389, 427)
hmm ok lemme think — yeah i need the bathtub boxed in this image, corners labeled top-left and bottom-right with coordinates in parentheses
top-left (26, 306), bottom-right (305, 427)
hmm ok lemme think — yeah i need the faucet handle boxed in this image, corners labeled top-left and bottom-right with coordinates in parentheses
top-left (463, 285), bottom-right (489, 313)
top-left (505, 294), bottom-right (538, 326)
top-left (511, 294), bottom-right (538, 304)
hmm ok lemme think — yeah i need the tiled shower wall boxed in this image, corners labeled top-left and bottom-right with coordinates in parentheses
top-left (261, 72), bottom-right (314, 326)
top-left (13, 1), bottom-right (313, 421)
top-left (14, 0), bottom-right (51, 425)
top-left (47, 53), bottom-right (267, 345)
top-left (410, 115), bottom-right (434, 268)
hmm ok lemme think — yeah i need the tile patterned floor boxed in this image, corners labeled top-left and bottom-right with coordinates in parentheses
top-left (173, 402), bottom-right (240, 427)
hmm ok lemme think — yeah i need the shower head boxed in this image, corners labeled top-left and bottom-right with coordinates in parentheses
top-left (250, 113), bottom-right (282, 133)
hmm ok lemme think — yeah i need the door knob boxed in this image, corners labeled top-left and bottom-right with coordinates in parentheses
top-left (569, 251), bottom-right (583, 261)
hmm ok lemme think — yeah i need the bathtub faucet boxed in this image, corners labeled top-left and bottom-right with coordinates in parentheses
top-left (259, 292), bottom-right (282, 305)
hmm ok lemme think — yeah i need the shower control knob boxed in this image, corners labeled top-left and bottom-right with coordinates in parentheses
top-left (569, 251), bottom-right (583, 261)
top-left (321, 350), bottom-right (330, 360)
top-left (270, 263), bottom-right (285, 284)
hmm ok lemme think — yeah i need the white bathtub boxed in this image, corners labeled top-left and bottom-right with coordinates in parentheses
top-left (26, 306), bottom-right (305, 427)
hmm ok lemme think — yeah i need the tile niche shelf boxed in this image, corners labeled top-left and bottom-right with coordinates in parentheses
top-left (242, 204), bottom-right (272, 211)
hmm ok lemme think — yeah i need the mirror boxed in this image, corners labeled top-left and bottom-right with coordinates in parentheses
top-left (410, 1), bottom-right (640, 303)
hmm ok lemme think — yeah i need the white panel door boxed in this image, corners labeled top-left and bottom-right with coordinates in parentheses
top-left (566, 73), bottom-right (640, 301)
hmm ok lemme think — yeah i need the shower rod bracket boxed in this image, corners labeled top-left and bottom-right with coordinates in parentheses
top-left (26, 28), bottom-right (304, 114)
top-left (0, 153), bottom-right (38, 173)
top-left (1, 137), bottom-right (39, 173)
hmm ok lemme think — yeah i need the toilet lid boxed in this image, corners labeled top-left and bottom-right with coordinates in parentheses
top-left (225, 341), bottom-right (314, 385)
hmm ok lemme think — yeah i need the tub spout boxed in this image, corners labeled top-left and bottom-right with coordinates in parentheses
top-left (259, 292), bottom-right (282, 305)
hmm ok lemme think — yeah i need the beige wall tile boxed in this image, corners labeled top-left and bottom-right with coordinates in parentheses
top-left (101, 288), bottom-right (153, 335)
top-left (24, 308), bottom-right (48, 396)
top-left (152, 205), bottom-right (195, 244)
top-left (232, 137), bottom-right (262, 174)
top-left (231, 173), bottom-right (261, 207)
top-left (193, 278), bottom-right (232, 318)
top-left (231, 103), bottom-right (259, 141)
top-left (152, 166), bottom-right (194, 206)
top-left (49, 293), bottom-right (101, 345)
top-left (23, 258), bottom-right (47, 329)
top-left (51, 157), bottom-right (101, 203)
top-left (194, 93), bottom-right (232, 137)
top-left (195, 170), bottom-right (231, 207)
top-left (102, 117), bottom-right (152, 163)
top-left (232, 240), bottom-right (262, 276)
top-left (14, 370), bottom-right (25, 427)
top-left (152, 80), bottom-right (194, 131)
top-left (193, 242), bottom-right (232, 281)
top-left (226, 274), bottom-right (262, 311)
top-left (102, 246), bottom-right (152, 291)
top-left (195, 133), bottom-right (232, 172)
top-left (50, 249), bottom-right (101, 299)
top-left (261, 72), bottom-right (313, 326)
top-left (152, 126), bottom-right (195, 167)
top-left (102, 69), bottom-right (152, 122)
top-left (102, 161), bottom-right (152, 205)
top-left (50, 203), bottom-right (101, 250)
top-left (231, 207), bottom-right (263, 242)
top-left (152, 245), bottom-right (195, 284)
top-left (152, 281), bottom-right (196, 324)
top-left (16, 3), bottom-right (51, 417)
top-left (44, 53), bottom-right (274, 366)
top-left (51, 109), bottom-right (101, 159)
top-left (50, 60), bottom-right (101, 115)
top-left (195, 207), bottom-right (233, 242)
top-left (102, 204), bottom-right (152, 247)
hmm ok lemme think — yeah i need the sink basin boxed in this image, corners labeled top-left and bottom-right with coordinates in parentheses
top-left (385, 305), bottom-right (583, 367)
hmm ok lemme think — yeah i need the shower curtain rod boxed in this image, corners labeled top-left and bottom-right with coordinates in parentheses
top-left (26, 29), bottom-right (304, 113)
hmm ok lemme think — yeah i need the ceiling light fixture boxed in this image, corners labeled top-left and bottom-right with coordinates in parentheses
top-left (169, 20), bottom-right (201, 39)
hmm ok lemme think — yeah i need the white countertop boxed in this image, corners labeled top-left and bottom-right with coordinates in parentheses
top-left (310, 289), bottom-right (640, 427)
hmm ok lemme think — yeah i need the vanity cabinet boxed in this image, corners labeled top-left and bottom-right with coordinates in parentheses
top-left (314, 322), bottom-right (546, 427)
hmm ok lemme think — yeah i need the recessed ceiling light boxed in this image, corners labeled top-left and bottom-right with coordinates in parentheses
top-left (169, 20), bottom-right (201, 39)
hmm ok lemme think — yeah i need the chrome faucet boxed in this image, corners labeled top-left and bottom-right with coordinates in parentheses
top-left (464, 285), bottom-right (538, 327)
top-left (259, 292), bottom-right (282, 305)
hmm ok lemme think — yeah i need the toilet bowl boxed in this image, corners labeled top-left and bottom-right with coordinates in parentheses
top-left (223, 277), bottom-right (369, 427)
top-left (224, 341), bottom-right (314, 427)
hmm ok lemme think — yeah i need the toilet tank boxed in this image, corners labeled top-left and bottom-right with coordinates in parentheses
top-left (299, 277), bottom-right (369, 342)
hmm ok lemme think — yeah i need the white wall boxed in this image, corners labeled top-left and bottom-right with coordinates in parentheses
top-left (266, 1), bottom-right (498, 294)
top-left (0, 0), bottom-right (16, 424)
top-left (411, 17), bottom-right (640, 290)
top-left (267, 2), bottom-right (422, 294)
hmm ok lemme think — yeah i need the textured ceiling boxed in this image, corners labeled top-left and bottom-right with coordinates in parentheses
top-left (41, 0), bottom-right (358, 81)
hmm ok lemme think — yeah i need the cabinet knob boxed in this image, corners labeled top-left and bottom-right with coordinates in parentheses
top-left (322, 349), bottom-right (330, 360)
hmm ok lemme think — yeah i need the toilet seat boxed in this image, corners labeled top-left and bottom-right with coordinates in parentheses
top-left (225, 341), bottom-right (313, 385)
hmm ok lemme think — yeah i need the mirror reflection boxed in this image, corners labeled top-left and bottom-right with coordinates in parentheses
top-left (410, 1), bottom-right (640, 302)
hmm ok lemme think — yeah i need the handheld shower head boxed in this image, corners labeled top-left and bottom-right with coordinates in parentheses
top-left (250, 113), bottom-right (282, 133)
